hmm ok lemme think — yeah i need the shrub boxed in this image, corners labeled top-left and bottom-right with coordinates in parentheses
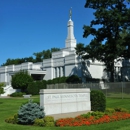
top-left (46, 77), bottom-right (67, 85)
top-left (86, 77), bottom-right (100, 83)
top-left (52, 78), bottom-right (59, 84)
top-left (44, 116), bottom-right (54, 122)
top-left (59, 77), bottom-right (67, 83)
top-left (47, 79), bottom-right (53, 84)
top-left (91, 111), bottom-right (105, 119)
top-left (45, 122), bottom-right (55, 127)
top-left (105, 108), bottom-right (115, 114)
top-left (44, 116), bottom-right (55, 127)
top-left (11, 70), bottom-right (33, 92)
top-left (5, 114), bottom-right (18, 124)
top-left (81, 111), bottom-right (105, 119)
top-left (114, 107), bottom-right (129, 113)
top-left (27, 80), bottom-right (46, 95)
top-left (18, 100), bottom-right (45, 125)
top-left (66, 75), bottom-right (81, 83)
top-left (34, 118), bottom-right (45, 127)
top-left (10, 92), bottom-right (26, 97)
top-left (33, 116), bottom-right (55, 127)
top-left (81, 112), bottom-right (92, 118)
top-left (91, 90), bottom-right (106, 112)
top-left (0, 82), bottom-right (5, 94)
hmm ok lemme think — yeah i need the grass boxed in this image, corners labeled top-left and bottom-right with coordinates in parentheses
top-left (106, 97), bottom-right (130, 110)
top-left (0, 96), bottom-right (130, 130)
top-left (106, 92), bottom-right (130, 99)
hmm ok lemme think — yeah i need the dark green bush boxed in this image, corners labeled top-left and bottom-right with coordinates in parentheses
top-left (11, 70), bottom-right (33, 92)
top-left (10, 92), bottom-right (26, 97)
top-left (91, 90), bottom-right (106, 112)
top-left (53, 78), bottom-right (59, 84)
top-left (46, 77), bottom-right (67, 85)
top-left (47, 79), bottom-right (53, 84)
top-left (66, 75), bottom-right (81, 83)
top-left (86, 77), bottom-right (100, 83)
top-left (27, 80), bottom-right (46, 95)
top-left (18, 100), bottom-right (45, 125)
top-left (59, 77), bottom-right (67, 83)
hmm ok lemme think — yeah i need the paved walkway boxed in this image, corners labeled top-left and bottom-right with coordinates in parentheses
top-left (0, 96), bottom-right (11, 98)
top-left (48, 110), bottom-right (91, 120)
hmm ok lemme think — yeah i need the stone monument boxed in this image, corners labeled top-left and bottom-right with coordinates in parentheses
top-left (40, 88), bottom-right (91, 115)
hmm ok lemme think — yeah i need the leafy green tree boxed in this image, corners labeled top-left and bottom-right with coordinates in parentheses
top-left (2, 57), bottom-right (34, 66)
top-left (76, 0), bottom-right (130, 82)
top-left (2, 48), bottom-right (60, 66)
top-left (33, 52), bottom-right (43, 62)
top-left (43, 49), bottom-right (51, 59)
top-left (33, 48), bottom-right (60, 62)
top-left (119, 29), bottom-right (130, 58)
top-left (11, 70), bottom-right (33, 92)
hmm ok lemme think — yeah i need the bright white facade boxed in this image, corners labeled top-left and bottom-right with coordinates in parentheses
top-left (0, 62), bottom-right (46, 96)
top-left (0, 12), bottom-right (129, 96)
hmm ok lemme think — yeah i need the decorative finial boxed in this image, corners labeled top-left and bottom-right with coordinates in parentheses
top-left (69, 7), bottom-right (72, 19)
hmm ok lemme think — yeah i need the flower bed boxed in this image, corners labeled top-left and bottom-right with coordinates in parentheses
top-left (55, 111), bottom-right (130, 127)
top-left (5, 107), bottom-right (130, 127)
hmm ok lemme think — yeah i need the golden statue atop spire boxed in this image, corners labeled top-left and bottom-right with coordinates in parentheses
top-left (69, 7), bottom-right (72, 19)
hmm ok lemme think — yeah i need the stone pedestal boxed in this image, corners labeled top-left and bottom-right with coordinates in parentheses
top-left (40, 89), bottom-right (91, 115)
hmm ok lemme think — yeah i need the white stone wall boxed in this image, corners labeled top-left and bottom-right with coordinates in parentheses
top-left (87, 64), bottom-right (104, 79)
top-left (40, 88), bottom-right (91, 115)
top-left (43, 67), bottom-right (53, 80)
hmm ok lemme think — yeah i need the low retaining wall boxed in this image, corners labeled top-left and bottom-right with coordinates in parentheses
top-left (39, 89), bottom-right (91, 115)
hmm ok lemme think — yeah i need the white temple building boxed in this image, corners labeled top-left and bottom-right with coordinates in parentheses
top-left (0, 10), bottom-right (130, 96)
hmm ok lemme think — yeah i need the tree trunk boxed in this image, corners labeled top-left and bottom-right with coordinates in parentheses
top-left (110, 70), bottom-right (114, 82)
top-left (110, 62), bottom-right (115, 82)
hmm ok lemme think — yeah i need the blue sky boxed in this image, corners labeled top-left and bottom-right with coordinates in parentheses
top-left (0, 0), bottom-right (95, 65)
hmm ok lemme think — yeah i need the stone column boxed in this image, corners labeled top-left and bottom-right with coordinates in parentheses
top-left (53, 68), bottom-right (55, 78)
top-left (57, 67), bottom-right (59, 77)
top-left (60, 67), bottom-right (62, 77)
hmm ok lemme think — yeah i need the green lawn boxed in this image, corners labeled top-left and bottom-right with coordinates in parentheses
top-left (0, 96), bottom-right (130, 130)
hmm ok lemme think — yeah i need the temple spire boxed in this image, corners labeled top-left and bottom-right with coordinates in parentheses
top-left (69, 7), bottom-right (72, 19)
top-left (65, 8), bottom-right (76, 50)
